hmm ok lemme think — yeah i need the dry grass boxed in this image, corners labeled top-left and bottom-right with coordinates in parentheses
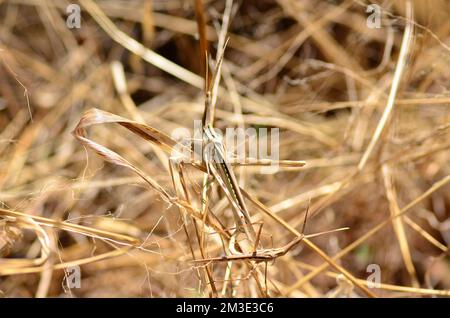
top-left (0, 0), bottom-right (449, 297)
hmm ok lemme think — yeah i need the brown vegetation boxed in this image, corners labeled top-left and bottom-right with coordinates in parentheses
top-left (0, 0), bottom-right (449, 297)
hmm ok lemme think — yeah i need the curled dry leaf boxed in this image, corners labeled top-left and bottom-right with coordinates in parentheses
top-left (72, 108), bottom-right (188, 203)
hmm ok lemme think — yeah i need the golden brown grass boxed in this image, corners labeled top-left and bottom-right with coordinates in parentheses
top-left (0, 0), bottom-right (449, 297)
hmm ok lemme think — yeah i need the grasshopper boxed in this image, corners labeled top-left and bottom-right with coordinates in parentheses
top-left (72, 40), bottom-right (349, 297)
top-left (200, 49), bottom-right (257, 244)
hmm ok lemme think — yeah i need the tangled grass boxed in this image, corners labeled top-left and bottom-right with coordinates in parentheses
top-left (0, 0), bottom-right (449, 297)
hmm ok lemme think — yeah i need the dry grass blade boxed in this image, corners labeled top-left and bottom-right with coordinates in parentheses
top-left (1, 0), bottom-right (449, 298)
top-left (192, 227), bottom-right (349, 264)
top-left (78, 0), bottom-right (204, 89)
top-left (72, 108), bottom-right (184, 202)
top-left (0, 208), bottom-right (140, 246)
top-left (285, 174), bottom-right (450, 295)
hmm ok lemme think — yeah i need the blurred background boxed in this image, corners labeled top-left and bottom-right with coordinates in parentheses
top-left (0, 0), bottom-right (449, 297)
